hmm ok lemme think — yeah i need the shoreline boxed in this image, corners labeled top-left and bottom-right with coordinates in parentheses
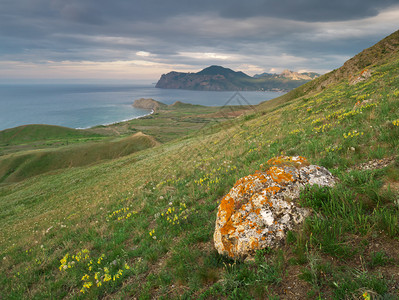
top-left (76, 109), bottom-right (154, 130)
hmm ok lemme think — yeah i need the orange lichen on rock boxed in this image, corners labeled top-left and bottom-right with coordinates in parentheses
top-left (251, 239), bottom-right (259, 249)
top-left (360, 68), bottom-right (369, 76)
top-left (266, 155), bottom-right (308, 168)
top-left (219, 196), bottom-right (236, 235)
top-left (266, 166), bottom-right (293, 184)
top-left (262, 186), bottom-right (281, 195)
top-left (220, 219), bottom-right (235, 235)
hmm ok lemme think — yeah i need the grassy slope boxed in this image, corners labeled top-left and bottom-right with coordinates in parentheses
top-left (1, 33), bottom-right (399, 299)
top-left (0, 124), bottom-right (106, 156)
top-left (0, 132), bottom-right (159, 184)
top-left (91, 103), bottom-right (252, 143)
top-left (0, 124), bottom-right (102, 146)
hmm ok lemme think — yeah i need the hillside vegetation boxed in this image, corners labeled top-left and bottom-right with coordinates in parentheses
top-left (0, 132), bottom-right (158, 184)
top-left (0, 31), bottom-right (399, 299)
top-left (0, 124), bottom-right (106, 156)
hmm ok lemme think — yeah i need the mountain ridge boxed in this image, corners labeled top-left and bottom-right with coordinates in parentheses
top-left (156, 65), bottom-right (319, 91)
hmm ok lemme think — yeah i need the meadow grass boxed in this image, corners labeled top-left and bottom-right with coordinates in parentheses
top-left (0, 52), bottom-right (398, 299)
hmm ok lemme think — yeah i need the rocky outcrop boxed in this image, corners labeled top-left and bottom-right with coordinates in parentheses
top-left (280, 69), bottom-right (317, 81)
top-left (214, 156), bottom-right (335, 259)
top-left (349, 68), bottom-right (372, 85)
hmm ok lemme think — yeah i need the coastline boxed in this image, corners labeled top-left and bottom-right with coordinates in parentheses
top-left (76, 109), bottom-right (154, 130)
top-left (0, 84), bottom-right (282, 132)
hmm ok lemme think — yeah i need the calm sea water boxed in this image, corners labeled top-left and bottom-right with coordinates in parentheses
top-left (0, 84), bottom-right (284, 131)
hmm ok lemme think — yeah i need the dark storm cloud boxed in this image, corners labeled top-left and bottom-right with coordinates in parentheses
top-left (1, 0), bottom-right (399, 79)
top-left (5, 0), bottom-right (396, 23)
top-left (219, 0), bottom-right (398, 21)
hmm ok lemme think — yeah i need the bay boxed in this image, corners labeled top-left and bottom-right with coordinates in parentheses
top-left (0, 83), bottom-right (284, 131)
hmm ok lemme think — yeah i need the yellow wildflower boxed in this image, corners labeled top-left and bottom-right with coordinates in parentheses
top-left (81, 274), bottom-right (89, 281)
top-left (104, 274), bottom-right (111, 282)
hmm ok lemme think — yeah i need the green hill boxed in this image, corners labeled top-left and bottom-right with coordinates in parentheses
top-left (0, 124), bottom-right (110, 158)
top-left (0, 132), bottom-right (159, 184)
top-left (0, 124), bottom-right (102, 146)
top-left (0, 30), bottom-right (398, 299)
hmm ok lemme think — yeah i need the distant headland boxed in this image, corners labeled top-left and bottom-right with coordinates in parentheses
top-left (132, 98), bottom-right (167, 112)
top-left (155, 65), bottom-right (319, 91)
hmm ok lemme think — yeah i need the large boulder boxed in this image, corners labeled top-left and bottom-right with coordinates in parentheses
top-left (214, 156), bottom-right (335, 259)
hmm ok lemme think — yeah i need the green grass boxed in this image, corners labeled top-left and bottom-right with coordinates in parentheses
top-left (1, 36), bottom-right (399, 299)
top-left (0, 124), bottom-right (103, 146)
top-left (90, 103), bottom-right (253, 143)
top-left (0, 124), bottom-right (106, 156)
top-left (0, 132), bottom-right (158, 184)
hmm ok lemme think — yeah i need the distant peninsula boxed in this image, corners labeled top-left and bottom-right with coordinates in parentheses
top-left (155, 65), bottom-right (319, 91)
top-left (133, 98), bottom-right (167, 111)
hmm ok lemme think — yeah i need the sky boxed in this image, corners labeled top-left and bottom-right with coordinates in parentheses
top-left (1, 0), bottom-right (399, 83)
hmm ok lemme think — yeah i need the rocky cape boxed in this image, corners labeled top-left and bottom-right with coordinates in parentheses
top-left (155, 65), bottom-right (319, 91)
top-left (132, 98), bottom-right (167, 112)
top-left (132, 98), bottom-right (202, 112)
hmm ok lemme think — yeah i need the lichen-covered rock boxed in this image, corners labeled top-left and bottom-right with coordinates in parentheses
top-left (349, 68), bottom-right (372, 85)
top-left (214, 156), bottom-right (335, 259)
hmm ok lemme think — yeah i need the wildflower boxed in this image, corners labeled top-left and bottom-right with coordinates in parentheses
top-left (81, 274), bottom-right (90, 281)
top-left (363, 292), bottom-right (371, 300)
top-left (83, 281), bottom-right (93, 289)
top-left (104, 274), bottom-right (111, 282)
top-left (343, 130), bottom-right (363, 139)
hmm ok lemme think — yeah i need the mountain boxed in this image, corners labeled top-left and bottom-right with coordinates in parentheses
top-left (156, 65), bottom-right (319, 91)
top-left (253, 72), bottom-right (273, 78)
top-left (254, 70), bottom-right (319, 81)
top-left (155, 65), bottom-right (253, 91)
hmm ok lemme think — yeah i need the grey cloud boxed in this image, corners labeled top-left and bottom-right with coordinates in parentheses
top-left (0, 0), bottom-right (398, 78)
top-left (45, 0), bottom-right (399, 23)
top-left (220, 0), bottom-right (398, 21)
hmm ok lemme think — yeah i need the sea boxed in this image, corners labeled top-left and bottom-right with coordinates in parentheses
top-left (0, 83), bottom-right (284, 131)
